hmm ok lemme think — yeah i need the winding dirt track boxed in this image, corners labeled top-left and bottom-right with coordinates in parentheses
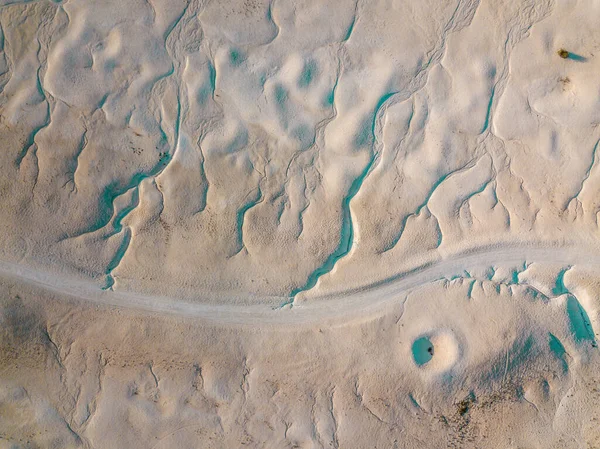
top-left (0, 244), bottom-right (592, 325)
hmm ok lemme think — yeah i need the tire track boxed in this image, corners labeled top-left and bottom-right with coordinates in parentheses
top-left (0, 243), bottom-right (596, 325)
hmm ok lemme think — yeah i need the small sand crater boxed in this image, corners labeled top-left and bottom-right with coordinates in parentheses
top-left (412, 336), bottom-right (434, 366)
top-left (412, 331), bottom-right (461, 373)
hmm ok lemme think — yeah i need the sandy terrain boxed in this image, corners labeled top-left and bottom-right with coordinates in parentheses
top-left (1, 0), bottom-right (600, 447)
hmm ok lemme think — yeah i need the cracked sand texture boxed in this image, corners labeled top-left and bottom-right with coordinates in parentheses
top-left (1, 0), bottom-right (600, 447)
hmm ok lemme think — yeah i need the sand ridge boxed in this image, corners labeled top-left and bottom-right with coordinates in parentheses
top-left (1, 0), bottom-right (600, 447)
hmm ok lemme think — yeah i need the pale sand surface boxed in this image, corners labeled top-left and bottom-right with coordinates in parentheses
top-left (1, 0), bottom-right (600, 447)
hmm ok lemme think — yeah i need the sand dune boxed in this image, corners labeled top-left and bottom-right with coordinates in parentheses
top-left (1, 0), bottom-right (600, 447)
